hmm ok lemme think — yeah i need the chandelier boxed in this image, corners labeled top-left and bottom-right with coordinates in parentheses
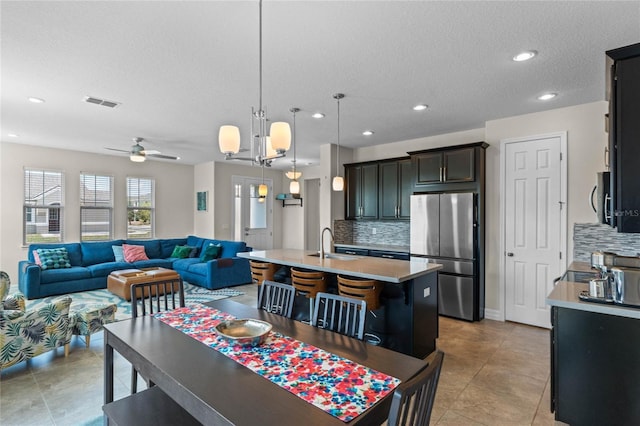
top-left (218, 0), bottom-right (291, 167)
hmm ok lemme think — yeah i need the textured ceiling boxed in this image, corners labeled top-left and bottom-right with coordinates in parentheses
top-left (1, 1), bottom-right (639, 168)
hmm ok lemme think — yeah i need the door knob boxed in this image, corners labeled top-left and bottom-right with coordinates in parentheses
top-left (507, 252), bottom-right (514, 257)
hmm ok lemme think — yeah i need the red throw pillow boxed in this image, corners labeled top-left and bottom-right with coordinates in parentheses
top-left (32, 250), bottom-right (42, 265)
top-left (122, 244), bottom-right (149, 262)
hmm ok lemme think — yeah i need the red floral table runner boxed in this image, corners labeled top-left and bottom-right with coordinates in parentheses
top-left (154, 304), bottom-right (400, 422)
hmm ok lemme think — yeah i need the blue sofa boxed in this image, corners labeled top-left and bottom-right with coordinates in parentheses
top-left (18, 236), bottom-right (252, 299)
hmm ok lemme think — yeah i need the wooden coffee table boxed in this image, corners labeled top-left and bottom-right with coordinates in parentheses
top-left (107, 267), bottom-right (182, 301)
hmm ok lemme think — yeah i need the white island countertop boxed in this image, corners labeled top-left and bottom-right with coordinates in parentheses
top-left (238, 249), bottom-right (441, 283)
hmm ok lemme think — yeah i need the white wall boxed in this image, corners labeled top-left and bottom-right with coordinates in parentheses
top-left (484, 101), bottom-right (608, 315)
top-left (354, 128), bottom-right (486, 162)
top-left (0, 142), bottom-right (195, 282)
top-left (194, 162), bottom-right (215, 238)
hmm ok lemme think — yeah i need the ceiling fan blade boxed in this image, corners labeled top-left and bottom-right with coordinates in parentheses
top-left (146, 153), bottom-right (179, 160)
top-left (140, 149), bottom-right (161, 155)
top-left (105, 147), bottom-right (130, 153)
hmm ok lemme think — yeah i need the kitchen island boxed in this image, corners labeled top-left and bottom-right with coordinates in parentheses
top-left (239, 249), bottom-right (442, 358)
top-left (547, 261), bottom-right (640, 424)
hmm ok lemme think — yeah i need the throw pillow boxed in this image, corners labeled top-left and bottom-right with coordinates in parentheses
top-left (200, 243), bottom-right (222, 262)
top-left (112, 245), bottom-right (125, 262)
top-left (36, 248), bottom-right (72, 270)
top-left (32, 250), bottom-right (42, 265)
top-left (170, 245), bottom-right (192, 259)
top-left (188, 246), bottom-right (200, 258)
top-left (122, 244), bottom-right (149, 262)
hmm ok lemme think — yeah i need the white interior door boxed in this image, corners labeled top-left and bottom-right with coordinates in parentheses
top-left (232, 176), bottom-right (273, 250)
top-left (503, 134), bottom-right (566, 328)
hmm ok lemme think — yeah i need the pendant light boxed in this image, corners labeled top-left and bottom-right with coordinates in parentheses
top-left (332, 93), bottom-right (345, 192)
top-left (218, 0), bottom-right (291, 166)
top-left (289, 107), bottom-right (301, 194)
top-left (259, 161), bottom-right (268, 199)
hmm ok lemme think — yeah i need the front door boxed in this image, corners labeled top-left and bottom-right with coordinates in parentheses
top-left (232, 176), bottom-right (273, 250)
top-left (503, 133), bottom-right (566, 328)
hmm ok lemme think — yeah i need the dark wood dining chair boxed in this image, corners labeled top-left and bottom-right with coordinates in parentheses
top-left (312, 292), bottom-right (366, 340)
top-left (337, 275), bottom-right (384, 344)
top-left (387, 350), bottom-right (445, 426)
top-left (257, 280), bottom-right (296, 318)
top-left (130, 279), bottom-right (185, 393)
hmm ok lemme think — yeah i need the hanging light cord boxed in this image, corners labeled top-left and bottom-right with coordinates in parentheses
top-left (336, 96), bottom-right (341, 178)
top-left (293, 109), bottom-right (297, 175)
top-left (258, 0), bottom-right (263, 113)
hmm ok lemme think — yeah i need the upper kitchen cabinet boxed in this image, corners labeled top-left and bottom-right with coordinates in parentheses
top-left (379, 158), bottom-right (412, 220)
top-left (345, 162), bottom-right (378, 220)
top-left (409, 142), bottom-right (488, 191)
top-left (606, 42), bottom-right (640, 233)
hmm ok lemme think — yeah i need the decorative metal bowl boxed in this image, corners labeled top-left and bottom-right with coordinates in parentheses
top-left (214, 319), bottom-right (272, 347)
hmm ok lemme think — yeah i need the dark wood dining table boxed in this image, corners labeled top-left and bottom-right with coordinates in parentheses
top-left (103, 299), bottom-right (428, 425)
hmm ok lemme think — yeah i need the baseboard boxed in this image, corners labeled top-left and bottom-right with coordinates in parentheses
top-left (483, 308), bottom-right (504, 322)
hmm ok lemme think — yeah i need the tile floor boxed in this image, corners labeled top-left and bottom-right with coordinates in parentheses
top-left (0, 283), bottom-right (561, 425)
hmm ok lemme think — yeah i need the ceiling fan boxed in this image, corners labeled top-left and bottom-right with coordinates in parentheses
top-left (105, 137), bottom-right (180, 162)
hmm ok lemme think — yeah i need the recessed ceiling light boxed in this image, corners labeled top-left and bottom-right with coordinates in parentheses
top-left (537, 92), bottom-right (557, 101)
top-left (513, 50), bottom-right (537, 62)
top-left (8, 133), bottom-right (19, 137)
top-left (413, 104), bottom-right (428, 111)
top-left (28, 97), bottom-right (45, 104)
top-left (362, 130), bottom-right (374, 136)
top-left (312, 112), bottom-right (325, 119)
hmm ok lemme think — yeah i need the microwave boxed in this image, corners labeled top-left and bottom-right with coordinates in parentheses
top-left (591, 171), bottom-right (612, 225)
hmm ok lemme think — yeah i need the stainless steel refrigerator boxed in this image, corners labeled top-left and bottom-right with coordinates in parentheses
top-left (410, 192), bottom-right (481, 321)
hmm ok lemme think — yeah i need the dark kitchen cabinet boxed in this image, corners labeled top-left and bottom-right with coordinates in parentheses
top-left (379, 158), bottom-right (412, 220)
top-left (345, 162), bottom-right (378, 220)
top-left (606, 43), bottom-right (640, 232)
top-left (551, 306), bottom-right (640, 424)
top-left (411, 147), bottom-right (474, 186)
top-left (368, 250), bottom-right (410, 261)
top-left (334, 247), bottom-right (369, 256)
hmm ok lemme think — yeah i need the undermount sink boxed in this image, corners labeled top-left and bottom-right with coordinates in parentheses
top-left (308, 252), bottom-right (361, 261)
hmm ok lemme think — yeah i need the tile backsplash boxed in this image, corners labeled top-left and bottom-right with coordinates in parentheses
top-left (574, 223), bottom-right (640, 262)
top-left (333, 220), bottom-right (410, 248)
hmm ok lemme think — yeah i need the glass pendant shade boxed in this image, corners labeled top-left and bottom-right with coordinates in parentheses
top-left (258, 183), bottom-right (268, 197)
top-left (290, 180), bottom-right (300, 194)
top-left (219, 125), bottom-right (241, 154)
top-left (130, 153), bottom-right (145, 162)
top-left (269, 122), bottom-right (291, 152)
top-left (332, 176), bottom-right (344, 192)
top-left (285, 170), bottom-right (302, 180)
top-left (265, 137), bottom-right (277, 158)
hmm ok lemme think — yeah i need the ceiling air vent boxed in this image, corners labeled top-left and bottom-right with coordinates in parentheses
top-left (83, 96), bottom-right (121, 108)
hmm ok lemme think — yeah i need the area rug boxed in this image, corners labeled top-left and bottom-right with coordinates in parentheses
top-left (25, 282), bottom-right (244, 321)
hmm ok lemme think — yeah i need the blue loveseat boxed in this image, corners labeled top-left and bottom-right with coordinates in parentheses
top-left (18, 235), bottom-right (252, 299)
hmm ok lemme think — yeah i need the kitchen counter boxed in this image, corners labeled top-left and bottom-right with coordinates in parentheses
top-left (238, 249), bottom-right (440, 283)
top-left (239, 249), bottom-right (441, 358)
top-left (547, 260), bottom-right (640, 319)
top-left (549, 260), bottom-right (640, 424)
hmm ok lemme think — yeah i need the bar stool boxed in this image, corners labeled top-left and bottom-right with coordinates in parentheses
top-left (291, 267), bottom-right (327, 323)
top-left (250, 261), bottom-right (279, 286)
top-left (337, 275), bottom-right (383, 344)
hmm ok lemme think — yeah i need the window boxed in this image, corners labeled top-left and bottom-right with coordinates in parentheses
top-left (127, 177), bottom-right (154, 239)
top-left (80, 173), bottom-right (113, 241)
top-left (24, 168), bottom-right (64, 243)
